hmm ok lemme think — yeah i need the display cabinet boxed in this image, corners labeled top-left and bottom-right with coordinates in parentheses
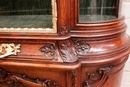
top-left (0, 0), bottom-right (129, 87)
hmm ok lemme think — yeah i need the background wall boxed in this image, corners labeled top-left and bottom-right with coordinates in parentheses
top-left (121, 0), bottom-right (130, 87)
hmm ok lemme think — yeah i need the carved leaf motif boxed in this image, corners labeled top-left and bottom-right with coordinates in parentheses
top-left (0, 68), bottom-right (60, 87)
top-left (58, 40), bottom-right (78, 62)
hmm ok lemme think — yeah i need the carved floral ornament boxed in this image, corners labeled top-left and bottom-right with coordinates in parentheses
top-left (73, 40), bottom-right (91, 55)
top-left (0, 43), bottom-right (21, 58)
top-left (60, 24), bottom-right (68, 36)
top-left (39, 44), bottom-right (58, 60)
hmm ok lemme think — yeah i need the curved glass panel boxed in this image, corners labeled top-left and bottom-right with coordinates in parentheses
top-left (0, 0), bottom-right (57, 33)
top-left (79, 0), bottom-right (121, 22)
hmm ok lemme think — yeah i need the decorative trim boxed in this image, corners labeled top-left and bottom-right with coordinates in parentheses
top-left (73, 40), bottom-right (90, 55)
top-left (60, 24), bottom-right (68, 36)
top-left (52, 0), bottom-right (57, 33)
top-left (0, 43), bottom-right (21, 58)
top-left (39, 44), bottom-right (57, 60)
top-left (0, 28), bottom-right (55, 33)
top-left (0, 68), bottom-right (60, 87)
top-left (58, 40), bottom-right (78, 62)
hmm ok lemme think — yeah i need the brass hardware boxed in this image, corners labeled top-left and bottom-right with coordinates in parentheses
top-left (0, 43), bottom-right (21, 58)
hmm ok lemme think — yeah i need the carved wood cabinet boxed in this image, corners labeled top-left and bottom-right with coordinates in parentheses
top-left (0, 0), bottom-right (130, 87)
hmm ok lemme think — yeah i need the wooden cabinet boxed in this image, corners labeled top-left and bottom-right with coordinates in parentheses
top-left (0, 0), bottom-right (129, 87)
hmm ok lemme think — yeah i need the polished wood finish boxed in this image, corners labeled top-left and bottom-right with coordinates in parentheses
top-left (0, 0), bottom-right (130, 87)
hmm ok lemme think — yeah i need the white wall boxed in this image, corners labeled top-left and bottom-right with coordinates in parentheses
top-left (121, 0), bottom-right (130, 87)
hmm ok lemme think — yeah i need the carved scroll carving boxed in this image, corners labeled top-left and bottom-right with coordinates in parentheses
top-left (0, 68), bottom-right (60, 87)
top-left (83, 66), bottom-right (112, 87)
top-left (82, 55), bottom-right (128, 87)
top-left (39, 44), bottom-right (58, 60)
top-left (58, 40), bottom-right (78, 62)
top-left (73, 40), bottom-right (90, 55)
top-left (0, 43), bottom-right (21, 58)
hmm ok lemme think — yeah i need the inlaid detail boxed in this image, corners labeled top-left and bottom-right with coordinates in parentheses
top-left (39, 44), bottom-right (57, 60)
top-left (0, 68), bottom-right (60, 87)
top-left (0, 43), bottom-right (21, 58)
top-left (74, 40), bottom-right (90, 55)
top-left (58, 40), bottom-right (78, 62)
top-left (60, 24), bottom-right (68, 36)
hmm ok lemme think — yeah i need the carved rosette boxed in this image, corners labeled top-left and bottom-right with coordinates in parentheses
top-left (0, 68), bottom-right (60, 87)
top-left (39, 44), bottom-right (58, 60)
top-left (73, 40), bottom-right (90, 55)
top-left (58, 40), bottom-right (78, 62)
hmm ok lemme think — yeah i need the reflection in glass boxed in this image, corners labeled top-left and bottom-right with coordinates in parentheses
top-left (0, 0), bottom-right (57, 33)
top-left (79, 0), bottom-right (120, 22)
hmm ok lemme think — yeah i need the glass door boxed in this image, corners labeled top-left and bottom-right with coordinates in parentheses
top-left (0, 0), bottom-right (57, 33)
top-left (79, 0), bottom-right (120, 22)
